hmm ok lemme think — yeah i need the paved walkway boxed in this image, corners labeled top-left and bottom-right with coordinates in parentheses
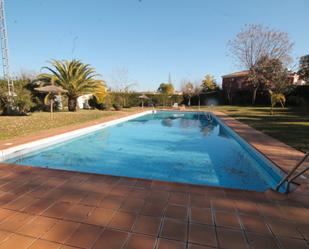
top-left (0, 111), bottom-right (307, 248)
top-left (213, 111), bottom-right (308, 176)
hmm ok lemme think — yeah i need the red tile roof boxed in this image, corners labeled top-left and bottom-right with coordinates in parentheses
top-left (222, 70), bottom-right (250, 78)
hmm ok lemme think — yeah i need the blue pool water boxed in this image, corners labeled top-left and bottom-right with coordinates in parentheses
top-left (6, 111), bottom-right (283, 191)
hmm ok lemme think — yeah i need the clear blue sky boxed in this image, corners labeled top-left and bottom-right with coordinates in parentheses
top-left (4, 0), bottom-right (309, 91)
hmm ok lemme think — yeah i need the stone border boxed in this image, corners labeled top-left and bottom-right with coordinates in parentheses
top-left (213, 111), bottom-right (309, 184)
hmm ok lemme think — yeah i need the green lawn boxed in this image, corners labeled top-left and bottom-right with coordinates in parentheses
top-left (0, 109), bottom-right (138, 141)
top-left (209, 106), bottom-right (309, 153)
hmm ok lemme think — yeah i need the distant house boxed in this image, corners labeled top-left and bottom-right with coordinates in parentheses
top-left (289, 73), bottom-right (307, 86)
top-left (222, 70), bottom-right (251, 91)
top-left (222, 70), bottom-right (306, 103)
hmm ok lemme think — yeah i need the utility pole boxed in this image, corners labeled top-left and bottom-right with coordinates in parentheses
top-left (0, 0), bottom-right (14, 98)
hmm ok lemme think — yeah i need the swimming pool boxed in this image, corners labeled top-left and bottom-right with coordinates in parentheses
top-left (5, 111), bottom-right (284, 192)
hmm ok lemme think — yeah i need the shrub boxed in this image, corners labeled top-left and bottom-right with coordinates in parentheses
top-left (14, 91), bottom-right (35, 114)
top-left (0, 79), bottom-right (34, 115)
top-left (287, 95), bottom-right (306, 106)
top-left (286, 85), bottom-right (309, 107)
top-left (113, 103), bottom-right (122, 111)
top-left (103, 95), bottom-right (112, 110)
top-left (234, 90), bottom-right (252, 105)
top-left (88, 96), bottom-right (101, 110)
top-left (88, 95), bottom-right (112, 110)
top-left (108, 92), bottom-right (184, 107)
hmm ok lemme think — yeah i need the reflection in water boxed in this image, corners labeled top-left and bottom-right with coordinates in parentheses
top-left (162, 113), bottom-right (206, 129)
top-left (179, 118), bottom-right (191, 129)
top-left (201, 122), bottom-right (216, 137)
top-left (218, 125), bottom-right (229, 138)
top-left (161, 118), bottom-right (173, 127)
top-left (191, 113), bottom-right (218, 137)
top-left (160, 112), bottom-right (219, 136)
top-left (129, 118), bottom-right (149, 124)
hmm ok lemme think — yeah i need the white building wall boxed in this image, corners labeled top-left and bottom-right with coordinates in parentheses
top-left (77, 94), bottom-right (93, 109)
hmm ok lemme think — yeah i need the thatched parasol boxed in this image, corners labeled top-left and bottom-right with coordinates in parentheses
top-left (35, 85), bottom-right (67, 113)
top-left (138, 94), bottom-right (150, 108)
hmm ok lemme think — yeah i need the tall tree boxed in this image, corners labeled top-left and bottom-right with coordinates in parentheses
top-left (228, 24), bottom-right (293, 69)
top-left (157, 83), bottom-right (174, 95)
top-left (201, 74), bottom-right (218, 92)
top-left (228, 24), bottom-right (293, 104)
top-left (248, 56), bottom-right (289, 93)
top-left (38, 59), bottom-right (107, 112)
top-left (225, 81), bottom-right (233, 104)
top-left (298, 55), bottom-right (309, 84)
top-left (109, 67), bottom-right (137, 107)
top-left (157, 83), bottom-right (174, 106)
top-left (181, 81), bottom-right (194, 106)
top-left (248, 56), bottom-right (289, 113)
top-left (194, 83), bottom-right (203, 109)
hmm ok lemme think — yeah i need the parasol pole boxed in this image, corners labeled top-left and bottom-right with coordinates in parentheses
top-left (50, 98), bottom-right (53, 114)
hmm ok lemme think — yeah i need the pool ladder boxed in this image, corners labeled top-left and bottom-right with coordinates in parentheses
top-left (275, 151), bottom-right (309, 193)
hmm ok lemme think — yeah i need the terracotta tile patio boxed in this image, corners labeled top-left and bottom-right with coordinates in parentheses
top-left (0, 163), bottom-right (307, 248)
top-left (0, 111), bottom-right (308, 248)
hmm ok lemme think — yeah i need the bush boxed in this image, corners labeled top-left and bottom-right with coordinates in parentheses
top-left (89, 95), bottom-right (112, 110)
top-left (0, 79), bottom-right (34, 115)
top-left (287, 95), bottom-right (306, 106)
top-left (233, 90), bottom-right (252, 105)
top-left (108, 92), bottom-right (184, 107)
top-left (14, 92), bottom-right (35, 113)
top-left (190, 91), bottom-right (224, 106)
top-left (25, 80), bottom-right (46, 112)
top-left (102, 95), bottom-right (112, 110)
top-left (113, 103), bottom-right (122, 111)
top-left (285, 85), bottom-right (309, 107)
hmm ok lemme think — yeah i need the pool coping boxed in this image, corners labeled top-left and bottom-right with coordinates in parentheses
top-left (212, 111), bottom-right (309, 184)
top-left (212, 111), bottom-right (305, 172)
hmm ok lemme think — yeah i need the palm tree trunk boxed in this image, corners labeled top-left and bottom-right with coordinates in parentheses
top-left (270, 102), bottom-right (274, 115)
top-left (68, 97), bottom-right (77, 112)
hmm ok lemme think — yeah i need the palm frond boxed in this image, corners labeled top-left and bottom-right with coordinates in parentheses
top-left (43, 93), bottom-right (52, 105)
top-left (37, 59), bottom-right (107, 103)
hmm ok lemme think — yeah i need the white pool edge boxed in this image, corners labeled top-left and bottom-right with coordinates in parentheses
top-left (0, 110), bottom-right (153, 162)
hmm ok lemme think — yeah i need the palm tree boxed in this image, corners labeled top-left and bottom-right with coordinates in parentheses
top-left (37, 59), bottom-right (107, 111)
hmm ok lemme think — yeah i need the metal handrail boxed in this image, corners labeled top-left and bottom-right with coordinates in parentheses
top-left (288, 166), bottom-right (309, 183)
top-left (275, 151), bottom-right (309, 191)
